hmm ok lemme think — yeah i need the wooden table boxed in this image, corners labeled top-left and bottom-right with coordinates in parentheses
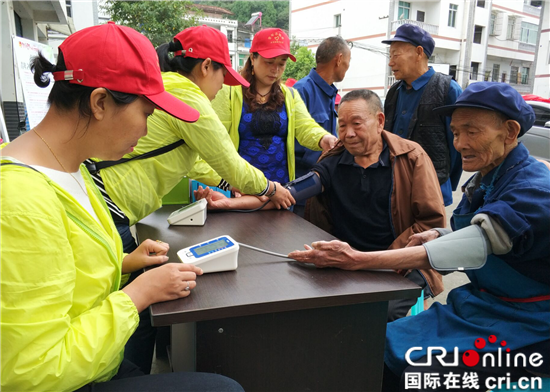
top-left (136, 206), bottom-right (420, 392)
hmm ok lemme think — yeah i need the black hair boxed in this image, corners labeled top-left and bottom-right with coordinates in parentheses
top-left (315, 37), bottom-right (350, 65)
top-left (31, 50), bottom-right (138, 119)
top-left (156, 40), bottom-right (223, 75)
top-left (340, 89), bottom-right (383, 113)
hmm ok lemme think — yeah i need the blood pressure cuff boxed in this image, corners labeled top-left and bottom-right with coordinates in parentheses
top-left (284, 172), bottom-right (322, 202)
top-left (423, 224), bottom-right (491, 271)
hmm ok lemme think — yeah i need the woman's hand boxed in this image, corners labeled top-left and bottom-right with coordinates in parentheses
top-left (122, 239), bottom-right (170, 274)
top-left (319, 135), bottom-right (338, 151)
top-left (288, 240), bottom-right (360, 270)
top-left (122, 263), bottom-right (203, 313)
top-left (406, 230), bottom-right (440, 247)
top-left (268, 181), bottom-right (295, 209)
top-left (194, 185), bottom-right (230, 210)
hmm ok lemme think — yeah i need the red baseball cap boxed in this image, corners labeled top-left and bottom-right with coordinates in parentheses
top-left (53, 22), bottom-right (199, 123)
top-left (250, 28), bottom-right (296, 62)
top-left (174, 25), bottom-right (249, 88)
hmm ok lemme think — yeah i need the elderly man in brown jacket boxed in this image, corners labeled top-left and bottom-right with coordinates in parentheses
top-left (305, 89), bottom-right (445, 320)
top-left (194, 88), bottom-right (445, 320)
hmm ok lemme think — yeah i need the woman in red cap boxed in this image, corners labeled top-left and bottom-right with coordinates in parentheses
top-left (88, 25), bottom-right (295, 373)
top-left (191, 28), bottom-right (338, 197)
top-left (0, 23), bottom-right (242, 392)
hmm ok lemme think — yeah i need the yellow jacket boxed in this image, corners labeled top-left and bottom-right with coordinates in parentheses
top-left (98, 72), bottom-right (268, 225)
top-left (188, 84), bottom-right (329, 184)
top-left (1, 159), bottom-right (139, 392)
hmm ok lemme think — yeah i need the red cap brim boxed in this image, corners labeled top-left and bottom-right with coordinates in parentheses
top-left (145, 90), bottom-right (200, 123)
top-left (224, 66), bottom-right (250, 87)
top-left (255, 49), bottom-right (296, 62)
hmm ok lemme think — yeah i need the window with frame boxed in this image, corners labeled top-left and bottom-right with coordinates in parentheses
top-left (66, 0), bottom-right (72, 17)
top-left (510, 66), bottom-right (519, 84)
top-left (492, 64), bottom-right (500, 82)
top-left (489, 13), bottom-right (496, 34)
top-left (334, 14), bottom-right (342, 27)
top-left (448, 4), bottom-right (458, 27)
top-left (470, 62), bottom-right (480, 80)
top-left (227, 30), bottom-right (234, 43)
top-left (398, 1), bottom-right (410, 20)
top-left (238, 54), bottom-right (247, 68)
top-left (521, 67), bottom-right (529, 84)
top-left (477, 0), bottom-right (486, 7)
top-left (520, 22), bottom-right (537, 45)
top-left (474, 25), bottom-right (483, 44)
top-left (507, 17), bottom-right (516, 40)
top-left (501, 72), bottom-right (507, 83)
top-left (416, 10), bottom-right (425, 22)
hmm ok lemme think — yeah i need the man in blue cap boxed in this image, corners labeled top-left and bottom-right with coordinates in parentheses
top-left (382, 24), bottom-right (463, 209)
top-left (289, 82), bottom-right (550, 391)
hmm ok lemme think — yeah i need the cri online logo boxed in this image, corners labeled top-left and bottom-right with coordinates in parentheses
top-left (405, 335), bottom-right (544, 368)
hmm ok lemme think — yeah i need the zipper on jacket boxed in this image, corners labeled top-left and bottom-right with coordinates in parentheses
top-left (66, 210), bottom-right (122, 291)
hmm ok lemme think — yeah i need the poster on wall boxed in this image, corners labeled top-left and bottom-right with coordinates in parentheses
top-left (12, 36), bottom-right (56, 130)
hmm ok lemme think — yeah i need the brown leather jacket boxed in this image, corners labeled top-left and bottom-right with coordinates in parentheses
top-left (306, 130), bottom-right (446, 296)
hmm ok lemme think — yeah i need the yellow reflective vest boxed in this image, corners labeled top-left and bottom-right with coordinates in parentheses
top-left (98, 72), bottom-right (268, 225)
top-left (187, 84), bottom-right (330, 185)
top-left (1, 159), bottom-right (139, 391)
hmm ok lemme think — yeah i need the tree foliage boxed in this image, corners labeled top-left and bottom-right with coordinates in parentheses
top-left (196, 1), bottom-right (289, 30)
top-left (103, 1), bottom-right (203, 47)
top-left (283, 40), bottom-right (315, 82)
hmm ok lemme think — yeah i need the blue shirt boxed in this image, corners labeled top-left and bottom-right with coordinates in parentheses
top-left (313, 143), bottom-right (394, 252)
top-left (390, 67), bottom-right (463, 206)
top-left (238, 102), bottom-right (289, 184)
top-left (293, 68), bottom-right (338, 178)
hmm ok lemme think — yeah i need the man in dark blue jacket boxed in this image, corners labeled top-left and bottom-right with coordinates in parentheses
top-left (293, 36), bottom-right (351, 216)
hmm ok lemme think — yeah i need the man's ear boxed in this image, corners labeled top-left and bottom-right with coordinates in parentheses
top-left (416, 46), bottom-right (425, 58)
top-left (90, 88), bottom-right (109, 121)
top-left (504, 120), bottom-right (521, 145)
top-left (336, 52), bottom-right (343, 67)
top-left (377, 111), bottom-right (386, 131)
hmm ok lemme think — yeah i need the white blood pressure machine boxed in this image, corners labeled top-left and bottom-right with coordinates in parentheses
top-left (177, 235), bottom-right (239, 273)
top-left (167, 198), bottom-right (207, 226)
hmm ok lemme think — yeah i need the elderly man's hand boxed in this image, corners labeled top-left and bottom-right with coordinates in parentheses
top-left (319, 135), bottom-right (338, 151)
top-left (194, 185), bottom-right (230, 210)
top-left (406, 230), bottom-right (440, 247)
top-left (288, 240), bottom-right (360, 270)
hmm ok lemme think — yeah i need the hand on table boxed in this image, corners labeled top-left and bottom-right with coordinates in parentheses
top-left (287, 240), bottom-right (360, 270)
top-left (123, 263), bottom-right (203, 313)
top-left (194, 185), bottom-right (230, 210)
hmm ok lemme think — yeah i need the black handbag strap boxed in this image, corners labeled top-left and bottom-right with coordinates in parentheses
top-left (85, 139), bottom-right (185, 174)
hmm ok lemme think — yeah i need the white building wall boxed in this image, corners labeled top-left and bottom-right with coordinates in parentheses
top-left (533, 2), bottom-right (549, 97)
top-left (291, 0), bottom-right (542, 96)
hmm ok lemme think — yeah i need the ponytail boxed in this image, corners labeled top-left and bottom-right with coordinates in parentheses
top-left (156, 39), bottom-right (224, 76)
top-left (31, 53), bottom-right (56, 88)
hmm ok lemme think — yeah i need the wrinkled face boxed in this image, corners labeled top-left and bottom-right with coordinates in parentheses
top-left (338, 99), bottom-right (384, 156)
top-left (388, 41), bottom-right (421, 84)
top-left (202, 66), bottom-right (227, 101)
top-left (251, 54), bottom-right (289, 88)
top-left (100, 96), bottom-right (155, 160)
top-left (334, 49), bottom-right (351, 83)
top-left (451, 108), bottom-right (512, 175)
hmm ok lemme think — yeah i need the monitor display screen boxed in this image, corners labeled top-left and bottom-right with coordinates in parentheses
top-left (194, 239), bottom-right (229, 256)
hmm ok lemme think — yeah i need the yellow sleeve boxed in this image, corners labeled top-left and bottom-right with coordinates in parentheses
top-left (170, 88), bottom-right (267, 194)
top-left (1, 175), bottom-right (138, 391)
top-left (292, 87), bottom-right (330, 150)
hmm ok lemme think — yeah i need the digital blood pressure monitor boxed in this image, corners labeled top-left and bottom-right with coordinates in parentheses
top-left (177, 235), bottom-right (239, 273)
top-left (167, 199), bottom-right (207, 226)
